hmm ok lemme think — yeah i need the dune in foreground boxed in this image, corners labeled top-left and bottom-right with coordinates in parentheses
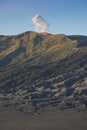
top-left (0, 106), bottom-right (87, 130)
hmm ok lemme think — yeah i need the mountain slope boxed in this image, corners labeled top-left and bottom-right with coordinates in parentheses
top-left (0, 31), bottom-right (87, 112)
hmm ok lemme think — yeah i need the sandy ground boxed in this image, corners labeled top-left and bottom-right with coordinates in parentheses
top-left (0, 107), bottom-right (87, 130)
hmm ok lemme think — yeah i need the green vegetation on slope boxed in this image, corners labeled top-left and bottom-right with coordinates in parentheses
top-left (0, 31), bottom-right (87, 111)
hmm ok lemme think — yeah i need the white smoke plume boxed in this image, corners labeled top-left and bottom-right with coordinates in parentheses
top-left (32, 14), bottom-right (49, 32)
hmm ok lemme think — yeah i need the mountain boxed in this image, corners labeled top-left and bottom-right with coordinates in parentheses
top-left (0, 31), bottom-right (87, 112)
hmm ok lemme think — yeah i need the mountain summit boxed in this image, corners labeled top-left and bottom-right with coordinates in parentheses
top-left (0, 31), bottom-right (87, 112)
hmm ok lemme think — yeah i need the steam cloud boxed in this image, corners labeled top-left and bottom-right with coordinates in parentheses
top-left (32, 14), bottom-right (49, 32)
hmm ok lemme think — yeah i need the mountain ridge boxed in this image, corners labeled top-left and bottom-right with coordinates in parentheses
top-left (0, 31), bottom-right (87, 112)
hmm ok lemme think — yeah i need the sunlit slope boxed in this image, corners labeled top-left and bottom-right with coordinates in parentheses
top-left (0, 31), bottom-right (87, 87)
top-left (0, 31), bottom-right (87, 111)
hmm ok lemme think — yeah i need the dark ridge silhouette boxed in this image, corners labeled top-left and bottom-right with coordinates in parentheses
top-left (68, 35), bottom-right (87, 47)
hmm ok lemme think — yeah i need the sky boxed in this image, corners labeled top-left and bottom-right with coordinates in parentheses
top-left (0, 0), bottom-right (87, 35)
